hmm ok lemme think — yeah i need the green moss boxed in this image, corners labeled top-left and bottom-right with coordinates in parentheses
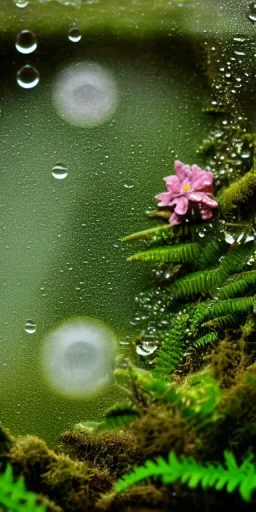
top-left (219, 170), bottom-right (256, 219)
top-left (130, 404), bottom-right (197, 461)
top-left (61, 429), bottom-right (139, 478)
top-left (42, 455), bottom-right (112, 512)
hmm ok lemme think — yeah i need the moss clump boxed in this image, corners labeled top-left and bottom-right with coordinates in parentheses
top-left (61, 429), bottom-right (139, 479)
top-left (43, 455), bottom-right (112, 512)
top-left (130, 404), bottom-right (197, 461)
top-left (210, 339), bottom-right (248, 389)
top-left (219, 170), bottom-right (256, 219)
top-left (9, 435), bottom-right (58, 492)
top-left (97, 483), bottom-right (172, 512)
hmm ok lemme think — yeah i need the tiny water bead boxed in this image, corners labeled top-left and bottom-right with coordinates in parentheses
top-left (25, 321), bottom-right (36, 334)
top-left (41, 318), bottom-right (117, 397)
top-left (15, 30), bottom-right (37, 54)
top-left (52, 163), bottom-right (68, 179)
top-left (16, 65), bottom-right (40, 89)
top-left (68, 28), bottom-right (82, 42)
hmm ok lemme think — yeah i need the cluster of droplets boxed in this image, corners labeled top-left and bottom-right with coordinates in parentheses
top-left (201, 36), bottom-right (254, 187)
top-left (15, 29), bottom-right (39, 89)
top-left (217, 218), bottom-right (256, 246)
top-left (15, 23), bottom-right (82, 90)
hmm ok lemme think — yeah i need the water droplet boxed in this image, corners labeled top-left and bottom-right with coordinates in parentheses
top-left (25, 321), bottom-right (36, 334)
top-left (16, 65), bottom-right (40, 89)
top-left (42, 318), bottom-right (117, 397)
top-left (52, 163), bottom-right (68, 179)
top-left (123, 183), bottom-right (135, 189)
top-left (248, 2), bottom-right (256, 22)
top-left (52, 62), bottom-right (118, 127)
top-left (15, 0), bottom-right (29, 7)
top-left (224, 232), bottom-right (235, 244)
top-left (136, 340), bottom-right (159, 356)
top-left (68, 28), bottom-right (82, 42)
top-left (15, 30), bottom-right (37, 54)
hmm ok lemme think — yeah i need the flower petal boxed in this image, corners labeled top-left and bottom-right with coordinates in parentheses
top-left (174, 160), bottom-right (192, 182)
top-left (197, 204), bottom-right (213, 220)
top-left (173, 196), bottom-right (189, 215)
top-left (164, 175), bottom-right (181, 194)
top-left (155, 191), bottom-right (173, 206)
top-left (169, 212), bottom-right (183, 226)
top-left (188, 192), bottom-right (218, 208)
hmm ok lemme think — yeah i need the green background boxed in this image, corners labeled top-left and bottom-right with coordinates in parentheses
top-left (0, 0), bottom-right (214, 444)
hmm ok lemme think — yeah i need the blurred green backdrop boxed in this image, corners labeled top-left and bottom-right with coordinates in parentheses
top-left (0, 3), bottom-right (212, 444)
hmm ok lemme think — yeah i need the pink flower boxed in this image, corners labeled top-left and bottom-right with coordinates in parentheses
top-left (155, 160), bottom-right (218, 226)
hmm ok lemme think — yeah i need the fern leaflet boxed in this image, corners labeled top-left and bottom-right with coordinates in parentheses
top-left (216, 270), bottom-right (256, 299)
top-left (192, 297), bottom-right (255, 329)
top-left (167, 268), bottom-right (221, 299)
top-left (0, 464), bottom-right (46, 512)
top-left (193, 332), bottom-right (218, 348)
top-left (153, 313), bottom-right (189, 378)
top-left (115, 450), bottom-right (256, 502)
top-left (128, 243), bottom-right (200, 264)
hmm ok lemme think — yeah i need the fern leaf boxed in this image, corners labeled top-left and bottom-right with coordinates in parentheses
top-left (153, 313), bottom-right (189, 379)
top-left (167, 268), bottom-right (222, 300)
top-left (99, 403), bottom-right (139, 431)
top-left (192, 297), bottom-right (255, 329)
top-left (115, 450), bottom-right (256, 502)
top-left (193, 332), bottom-right (218, 348)
top-left (197, 240), bottom-right (224, 270)
top-left (216, 270), bottom-right (256, 299)
top-left (218, 244), bottom-right (254, 276)
top-left (0, 464), bottom-right (46, 512)
top-left (127, 243), bottom-right (200, 264)
top-left (201, 314), bottom-right (241, 330)
top-left (121, 224), bottom-right (172, 242)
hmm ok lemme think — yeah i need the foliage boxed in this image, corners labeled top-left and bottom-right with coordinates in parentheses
top-left (114, 450), bottom-right (256, 502)
top-left (0, 464), bottom-right (46, 512)
top-left (123, 215), bottom-right (256, 378)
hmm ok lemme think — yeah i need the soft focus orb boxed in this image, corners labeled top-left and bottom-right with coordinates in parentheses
top-left (52, 62), bottom-right (118, 127)
top-left (41, 318), bottom-right (117, 397)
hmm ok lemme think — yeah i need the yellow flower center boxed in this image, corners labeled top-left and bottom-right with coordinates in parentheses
top-left (182, 184), bottom-right (192, 192)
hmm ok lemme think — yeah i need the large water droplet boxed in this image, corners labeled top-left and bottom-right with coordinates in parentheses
top-left (52, 163), bottom-right (68, 179)
top-left (68, 28), bottom-right (82, 42)
top-left (52, 62), bottom-right (118, 127)
top-left (16, 65), bottom-right (40, 89)
top-left (136, 340), bottom-right (159, 356)
top-left (25, 321), bottom-right (36, 334)
top-left (248, 2), bottom-right (256, 22)
top-left (41, 318), bottom-right (117, 397)
top-left (15, 30), bottom-right (37, 54)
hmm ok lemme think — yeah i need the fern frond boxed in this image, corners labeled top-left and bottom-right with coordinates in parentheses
top-left (197, 240), bottom-right (224, 270)
top-left (167, 268), bottom-right (221, 299)
top-left (115, 450), bottom-right (256, 502)
top-left (121, 224), bottom-right (171, 242)
top-left (193, 332), bottom-right (219, 348)
top-left (127, 243), bottom-right (200, 264)
top-left (0, 464), bottom-right (46, 512)
top-left (153, 313), bottom-right (189, 379)
top-left (201, 314), bottom-right (240, 330)
top-left (179, 373), bottom-right (221, 420)
top-left (193, 297), bottom-right (255, 330)
top-left (98, 403), bottom-right (139, 431)
top-left (218, 244), bottom-right (255, 276)
top-left (216, 270), bottom-right (256, 299)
